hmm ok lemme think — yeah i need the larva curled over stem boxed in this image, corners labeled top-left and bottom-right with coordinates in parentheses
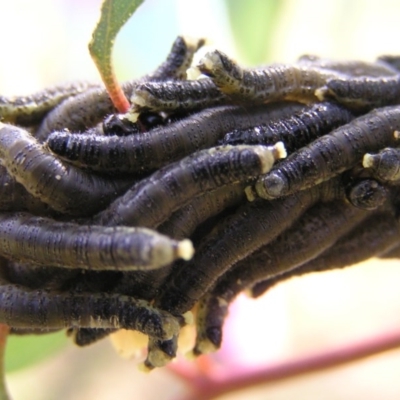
top-left (149, 181), bottom-right (348, 362)
top-left (146, 36), bottom-right (206, 81)
top-left (36, 36), bottom-right (204, 141)
top-left (0, 123), bottom-right (134, 216)
top-left (0, 212), bottom-right (193, 271)
top-left (222, 102), bottom-right (355, 153)
top-left (0, 278), bottom-right (181, 340)
top-left (156, 178), bottom-right (345, 316)
top-left (250, 212), bottom-right (400, 298)
top-left (130, 78), bottom-right (227, 113)
top-left (196, 49), bottom-right (340, 104)
top-left (35, 85), bottom-right (134, 142)
top-left (95, 143), bottom-right (286, 228)
top-left (251, 106), bottom-right (400, 200)
top-left (298, 55), bottom-right (399, 77)
top-left (315, 75), bottom-right (400, 110)
top-left (192, 200), bottom-right (370, 355)
top-left (46, 103), bottom-right (303, 173)
top-left (0, 81), bottom-right (98, 126)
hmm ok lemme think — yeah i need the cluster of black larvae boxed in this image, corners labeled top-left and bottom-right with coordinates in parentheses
top-left (1, 36), bottom-right (400, 370)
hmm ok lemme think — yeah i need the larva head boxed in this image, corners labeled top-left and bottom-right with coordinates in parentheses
top-left (196, 49), bottom-right (244, 90)
top-left (255, 171), bottom-right (289, 199)
top-left (348, 179), bottom-right (388, 210)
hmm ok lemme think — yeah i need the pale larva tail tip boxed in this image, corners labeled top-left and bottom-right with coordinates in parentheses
top-left (177, 239), bottom-right (194, 261)
top-left (254, 143), bottom-right (286, 174)
top-left (362, 153), bottom-right (374, 168)
top-left (182, 36), bottom-right (207, 51)
top-left (185, 350), bottom-right (198, 360)
top-left (130, 92), bottom-right (148, 108)
top-left (191, 340), bottom-right (218, 356)
top-left (137, 362), bottom-right (153, 374)
top-left (394, 130), bottom-right (400, 139)
top-left (244, 185), bottom-right (256, 202)
top-left (182, 311), bottom-right (194, 325)
top-left (197, 50), bottom-right (221, 72)
top-left (186, 66), bottom-right (202, 80)
top-left (314, 86), bottom-right (328, 101)
top-left (273, 141), bottom-right (287, 159)
top-left (122, 111), bottom-right (139, 123)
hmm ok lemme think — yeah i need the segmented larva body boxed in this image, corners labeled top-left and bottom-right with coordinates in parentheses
top-left (35, 86), bottom-right (126, 142)
top-left (36, 35), bottom-right (204, 141)
top-left (222, 102), bottom-right (355, 153)
top-left (3, 261), bottom-right (77, 291)
top-left (363, 147), bottom-right (400, 181)
top-left (251, 212), bottom-right (400, 299)
top-left (46, 103), bottom-right (303, 173)
top-left (0, 123), bottom-right (134, 216)
top-left (192, 200), bottom-right (369, 354)
top-left (0, 212), bottom-right (193, 271)
top-left (158, 183), bottom-right (246, 240)
top-left (156, 178), bottom-right (345, 316)
top-left (251, 106), bottom-right (400, 200)
top-left (121, 184), bottom-right (247, 304)
top-left (130, 78), bottom-right (227, 113)
top-left (146, 36), bottom-right (206, 81)
top-left (0, 280), bottom-right (180, 340)
top-left (0, 165), bottom-right (51, 215)
top-left (316, 76), bottom-right (400, 110)
top-left (377, 55), bottom-right (400, 73)
top-left (95, 143), bottom-right (286, 228)
top-left (196, 49), bottom-right (340, 104)
top-left (298, 55), bottom-right (399, 77)
top-left (0, 81), bottom-right (98, 126)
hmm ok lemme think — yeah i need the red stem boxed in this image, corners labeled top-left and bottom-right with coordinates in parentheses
top-left (175, 329), bottom-right (400, 400)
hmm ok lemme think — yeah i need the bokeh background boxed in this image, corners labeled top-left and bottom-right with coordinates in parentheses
top-left (2, 0), bottom-right (400, 399)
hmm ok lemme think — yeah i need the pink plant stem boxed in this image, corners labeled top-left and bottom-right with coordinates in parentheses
top-left (176, 329), bottom-right (400, 400)
top-left (0, 324), bottom-right (10, 400)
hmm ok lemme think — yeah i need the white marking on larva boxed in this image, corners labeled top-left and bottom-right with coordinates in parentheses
top-left (254, 127), bottom-right (260, 134)
top-left (137, 363), bottom-right (152, 373)
top-left (363, 153), bottom-right (374, 168)
top-left (394, 130), bottom-right (400, 139)
top-left (110, 315), bottom-right (119, 327)
top-left (123, 111), bottom-right (138, 123)
top-left (55, 174), bottom-right (61, 180)
top-left (254, 141), bottom-right (287, 174)
top-left (177, 239), bottom-right (194, 260)
top-left (244, 185), bottom-right (256, 202)
top-left (183, 311), bottom-right (194, 325)
top-left (217, 296), bottom-right (228, 307)
top-left (186, 66), bottom-right (202, 80)
top-left (193, 338), bottom-right (217, 355)
top-left (314, 86), bottom-right (328, 101)
top-left (130, 93), bottom-right (147, 108)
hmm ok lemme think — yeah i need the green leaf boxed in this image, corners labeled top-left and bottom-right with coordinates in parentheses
top-left (89, 0), bottom-right (145, 112)
top-left (0, 325), bottom-right (10, 400)
top-left (224, 0), bottom-right (282, 65)
top-left (5, 331), bottom-right (68, 373)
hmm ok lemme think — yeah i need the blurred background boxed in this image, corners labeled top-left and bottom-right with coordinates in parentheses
top-left (2, 0), bottom-right (400, 399)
